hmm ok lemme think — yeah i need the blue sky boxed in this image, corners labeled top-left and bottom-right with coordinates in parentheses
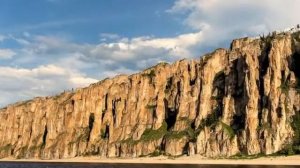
top-left (0, 0), bottom-right (186, 43)
top-left (0, 0), bottom-right (300, 107)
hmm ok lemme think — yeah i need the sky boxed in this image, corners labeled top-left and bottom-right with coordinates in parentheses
top-left (0, 0), bottom-right (300, 107)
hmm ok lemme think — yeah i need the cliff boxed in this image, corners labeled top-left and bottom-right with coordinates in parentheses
top-left (1, 30), bottom-right (300, 159)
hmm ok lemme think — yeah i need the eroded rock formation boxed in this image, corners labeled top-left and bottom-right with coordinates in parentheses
top-left (1, 30), bottom-right (300, 159)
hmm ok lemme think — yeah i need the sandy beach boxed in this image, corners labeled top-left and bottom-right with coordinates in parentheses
top-left (1, 155), bottom-right (300, 165)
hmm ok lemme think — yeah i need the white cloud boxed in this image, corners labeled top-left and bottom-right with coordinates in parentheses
top-left (14, 32), bottom-right (203, 72)
top-left (89, 31), bottom-right (203, 64)
top-left (0, 49), bottom-right (16, 59)
top-left (0, 31), bottom-right (204, 106)
top-left (168, 0), bottom-right (300, 51)
top-left (0, 65), bottom-right (97, 106)
top-left (100, 33), bottom-right (120, 41)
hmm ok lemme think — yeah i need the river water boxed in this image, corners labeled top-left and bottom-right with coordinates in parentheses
top-left (0, 162), bottom-right (299, 168)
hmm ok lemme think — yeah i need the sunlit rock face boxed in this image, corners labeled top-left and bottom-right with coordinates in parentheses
top-left (1, 31), bottom-right (300, 159)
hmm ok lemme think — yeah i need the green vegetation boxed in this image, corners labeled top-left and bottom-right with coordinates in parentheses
top-left (220, 121), bottom-right (235, 140)
top-left (294, 77), bottom-right (300, 93)
top-left (276, 144), bottom-right (296, 156)
top-left (16, 145), bottom-right (28, 159)
top-left (229, 153), bottom-right (266, 160)
top-left (164, 117), bottom-right (197, 141)
top-left (142, 69), bottom-right (156, 78)
top-left (292, 31), bottom-right (300, 42)
top-left (70, 127), bottom-right (90, 144)
top-left (146, 104), bottom-right (157, 112)
top-left (257, 122), bottom-right (271, 131)
top-left (276, 110), bottom-right (300, 155)
top-left (141, 69), bottom-right (156, 84)
top-left (119, 122), bottom-right (168, 145)
top-left (120, 138), bottom-right (138, 145)
top-left (198, 108), bottom-right (221, 130)
top-left (143, 62), bottom-right (168, 72)
top-left (100, 129), bottom-right (107, 139)
top-left (149, 150), bottom-right (162, 157)
top-left (140, 122), bottom-right (168, 141)
top-left (157, 62), bottom-right (168, 67)
top-left (28, 144), bottom-right (44, 151)
top-left (260, 33), bottom-right (275, 44)
top-left (0, 144), bottom-right (12, 153)
top-left (165, 130), bottom-right (188, 140)
top-left (165, 126), bottom-right (197, 141)
top-left (211, 95), bottom-right (219, 100)
top-left (280, 80), bottom-right (290, 94)
top-left (290, 110), bottom-right (300, 154)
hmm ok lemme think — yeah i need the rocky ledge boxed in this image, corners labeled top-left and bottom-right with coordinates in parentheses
top-left (1, 29), bottom-right (300, 159)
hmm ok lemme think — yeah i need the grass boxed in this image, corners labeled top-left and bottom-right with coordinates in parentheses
top-left (140, 121), bottom-right (168, 141)
top-left (165, 117), bottom-right (197, 141)
top-left (165, 130), bottom-right (187, 140)
top-left (120, 138), bottom-right (138, 145)
top-left (119, 122), bottom-right (168, 146)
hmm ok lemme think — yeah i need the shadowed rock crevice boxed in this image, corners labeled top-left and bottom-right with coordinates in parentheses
top-left (42, 126), bottom-right (48, 148)
top-left (257, 41), bottom-right (271, 144)
top-left (104, 125), bottom-right (110, 139)
top-left (165, 77), bottom-right (173, 91)
top-left (164, 81), bottom-right (181, 131)
top-left (290, 52), bottom-right (300, 87)
top-left (212, 70), bottom-right (225, 118)
top-left (87, 113), bottom-right (95, 141)
top-left (164, 99), bottom-right (178, 131)
top-left (228, 57), bottom-right (248, 153)
top-left (112, 98), bottom-right (121, 125)
top-left (290, 32), bottom-right (300, 89)
top-left (101, 94), bottom-right (108, 121)
top-left (231, 58), bottom-right (247, 133)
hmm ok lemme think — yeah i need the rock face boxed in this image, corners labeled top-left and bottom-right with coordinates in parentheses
top-left (1, 31), bottom-right (300, 159)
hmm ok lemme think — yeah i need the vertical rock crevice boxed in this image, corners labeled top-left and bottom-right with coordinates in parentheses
top-left (87, 113), bottom-right (95, 142)
top-left (42, 125), bottom-right (48, 148)
top-left (212, 71), bottom-right (225, 118)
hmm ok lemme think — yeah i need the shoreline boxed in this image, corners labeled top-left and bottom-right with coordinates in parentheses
top-left (1, 155), bottom-right (300, 165)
